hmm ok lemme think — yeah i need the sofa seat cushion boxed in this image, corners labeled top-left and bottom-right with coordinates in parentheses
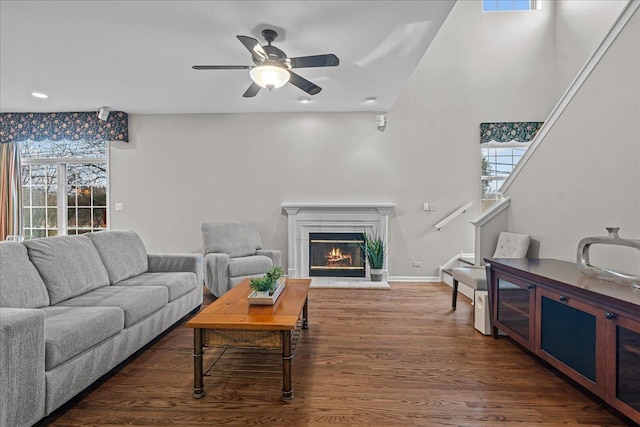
top-left (55, 286), bottom-right (168, 328)
top-left (228, 255), bottom-right (273, 278)
top-left (0, 242), bottom-right (50, 308)
top-left (87, 231), bottom-right (149, 284)
top-left (41, 306), bottom-right (124, 370)
top-left (115, 272), bottom-right (197, 302)
top-left (23, 235), bottom-right (110, 305)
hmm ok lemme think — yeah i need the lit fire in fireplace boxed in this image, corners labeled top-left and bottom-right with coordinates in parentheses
top-left (325, 247), bottom-right (352, 266)
top-left (309, 233), bottom-right (365, 277)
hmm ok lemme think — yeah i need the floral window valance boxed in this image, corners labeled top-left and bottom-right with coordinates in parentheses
top-left (480, 122), bottom-right (543, 143)
top-left (0, 111), bottom-right (128, 143)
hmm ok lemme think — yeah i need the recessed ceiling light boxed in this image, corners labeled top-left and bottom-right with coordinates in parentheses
top-left (298, 96), bottom-right (311, 104)
top-left (31, 92), bottom-right (48, 99)
top-left (364, 97), bottom-right (377, 103)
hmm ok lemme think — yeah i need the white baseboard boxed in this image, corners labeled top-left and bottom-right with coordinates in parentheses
top-left (441, 273), bottom-right (453, 287)
top-left (388, 276), bottom-right (441, 283)
top-left (456, 281), bottom-right (475, 301)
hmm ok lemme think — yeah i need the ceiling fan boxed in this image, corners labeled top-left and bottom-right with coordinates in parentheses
top-left (192, 29), bottom-right (339, 98)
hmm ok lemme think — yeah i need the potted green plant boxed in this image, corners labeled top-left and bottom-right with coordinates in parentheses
top-left (250, 265), bottom-right (284, 297)
top-left (361, 231), bottom-right (387, 282)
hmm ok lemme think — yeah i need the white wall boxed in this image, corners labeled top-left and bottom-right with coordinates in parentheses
top-left (554, 0), bottom-right (629, 99)
top-left (109, 0), bottom-right (622, 278)
top-left (505, 6), bottom-right (640, 276)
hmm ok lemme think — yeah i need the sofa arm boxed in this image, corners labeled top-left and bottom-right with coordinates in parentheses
top-left (0, 308), bottom-right (46, 427)
top-left (203, 253), bottom-right (230, 298)
top-left (256, 249), bottom-right (282, 267)
top-left (147, 253), bottom-right (203, 285)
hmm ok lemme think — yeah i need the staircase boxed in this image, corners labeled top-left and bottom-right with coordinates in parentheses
top-left (439, 252), bottom-right (477, 301)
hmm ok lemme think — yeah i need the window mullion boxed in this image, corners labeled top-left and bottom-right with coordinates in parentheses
top-left (106, 142), bottom-right (110, 230)
top-left (58, 163), bottom-right (67, 235)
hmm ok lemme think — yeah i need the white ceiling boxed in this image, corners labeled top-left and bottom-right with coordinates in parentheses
top-left (0, 0), bottom-right (455, 114)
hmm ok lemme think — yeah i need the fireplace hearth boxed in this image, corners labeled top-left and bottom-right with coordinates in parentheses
top-left (309, 232), bottom-right (365, 278)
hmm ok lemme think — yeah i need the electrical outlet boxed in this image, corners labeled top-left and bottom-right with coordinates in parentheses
top-left (423, 203), bottom-right (438, 211)
top-left (412, 261), bottom-right (422, 268)
top-left (115, 203), bottom-right (123, 211)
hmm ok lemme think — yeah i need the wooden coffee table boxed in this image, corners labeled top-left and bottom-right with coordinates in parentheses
top-left (186, 278), bottom-right (310, 401)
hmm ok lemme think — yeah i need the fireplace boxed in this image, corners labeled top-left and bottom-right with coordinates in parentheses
top-left (281, 202), bottom-right (395, 282)
top-left (309, 232), bottom-right (365, 278)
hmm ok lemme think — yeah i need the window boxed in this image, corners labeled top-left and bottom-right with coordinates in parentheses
top-left (481, 142), bottom-right (529, 201)
top-left (479, 121), bottom-right (542, 209)
top-left (483, 0), bottom-right (541, 12)
top-left (21, 139), bottom-right (108, 239)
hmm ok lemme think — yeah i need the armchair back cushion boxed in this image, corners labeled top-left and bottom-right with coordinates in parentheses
top-left (24, 235), bottom-right (110, 305)
top-left (201, 222), bottom-right (262, 258)
top-left (0, 242), bottom-right (50, 308)
top-left (492, 232), bottom-right (531, 258)
top-left (87, 230), bottom-right (148, 284)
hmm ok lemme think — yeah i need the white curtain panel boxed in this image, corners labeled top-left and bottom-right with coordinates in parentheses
top-left (0, 141), bottom-right (23, 240)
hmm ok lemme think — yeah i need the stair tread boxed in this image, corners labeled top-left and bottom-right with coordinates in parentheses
top-left (458, 257), bottom-right (475, 266)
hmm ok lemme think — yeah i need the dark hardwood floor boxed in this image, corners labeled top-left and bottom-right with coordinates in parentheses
top-left (49, 283), bottom-right (630, 426)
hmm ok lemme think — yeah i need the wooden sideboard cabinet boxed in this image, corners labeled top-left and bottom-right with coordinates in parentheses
top-left (486, 258), bottom-right (640, 425)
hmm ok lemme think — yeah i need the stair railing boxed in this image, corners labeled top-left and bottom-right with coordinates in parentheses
top-left (434, 202), bottom-right (473, 231)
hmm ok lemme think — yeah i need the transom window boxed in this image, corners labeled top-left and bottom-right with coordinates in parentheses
top-left (483, 0), bottom-right (541, 12)
top-left (20, 139), bottom-right (108, 239)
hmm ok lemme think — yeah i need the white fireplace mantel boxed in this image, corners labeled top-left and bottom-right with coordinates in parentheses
top-left (281, 202), bottom-right (396, 280)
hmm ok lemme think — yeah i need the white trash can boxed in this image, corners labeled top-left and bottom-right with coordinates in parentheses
top-left (474, 290), bottom-right (492, 335)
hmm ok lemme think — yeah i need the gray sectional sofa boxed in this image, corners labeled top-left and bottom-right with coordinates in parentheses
top-left (0, 231), bottom-right (203, 427)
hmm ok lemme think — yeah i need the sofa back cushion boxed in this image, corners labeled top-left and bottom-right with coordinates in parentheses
top-left (201, 222), bottom-right (262, 258)
top-left (86, 230), bottom-right (148, 284)
top-left (0, 242), bottom-right (50, 308)
top-left (24, 235), bottom-right (110, 305)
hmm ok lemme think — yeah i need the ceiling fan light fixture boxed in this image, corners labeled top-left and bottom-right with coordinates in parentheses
top-left (250, 65), bottom-right (290, 90)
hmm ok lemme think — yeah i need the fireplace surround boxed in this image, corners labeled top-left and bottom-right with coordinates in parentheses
top-left (281, 202), bottom-right (395, 281)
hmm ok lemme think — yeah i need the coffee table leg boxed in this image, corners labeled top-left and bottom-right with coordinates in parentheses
top-left (302, 296), bottom-right (309, 330)
top-left (193, 328), bottom-right (206, 398)
top-left (282, 330), bottom-right (293, 401)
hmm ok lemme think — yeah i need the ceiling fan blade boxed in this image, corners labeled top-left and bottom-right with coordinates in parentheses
top-left (290, 54), bottom-right (340, 68)
top-left (236, 35), bottom-right (268, 62)
top-left (242, 82), bottom-right (262, 98)
top-left (192, 65), bottom-right (251, 70)
top-left (288, 71), bottom-right (322, 95)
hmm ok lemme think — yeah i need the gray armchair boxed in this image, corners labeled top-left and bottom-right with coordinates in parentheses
top-left (451, 231), bottom-right (530, 310)
top-left (201, 222), bottom-right (281, 297)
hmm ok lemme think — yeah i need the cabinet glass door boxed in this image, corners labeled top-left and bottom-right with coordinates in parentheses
top-left (496, 276), bottom-right (533, 348)
top-left (617, 325), bottom-right (640, 410)
top-left (540, 296), bottom-right (597, 381)
top-left (607, 314), bottom-right (640, 422)
top-left (536, 288), bottom-right (604, 396)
